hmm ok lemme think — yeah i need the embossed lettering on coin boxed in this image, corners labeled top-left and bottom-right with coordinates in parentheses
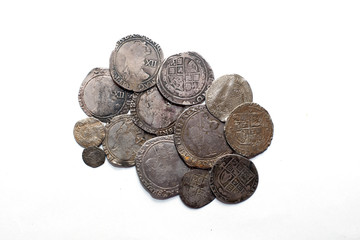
top-left (82, 147), bottom-right (106, 168)
top-left (74, 118), bottom-right (105, 148)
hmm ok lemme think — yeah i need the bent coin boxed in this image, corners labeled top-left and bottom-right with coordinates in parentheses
top-left (74, 117), bottom-right (105, 148)
top-left (82, 147), bottom-right (106, 168)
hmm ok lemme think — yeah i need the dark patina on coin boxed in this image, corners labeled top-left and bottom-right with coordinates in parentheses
top-left (157, 52), bottom-right (214, 105)
top-left (174, 105), bottom-right (232, 169)
top-left (110, 34), bottom-right (164, 92)
top-left (179, 169), bottom-right (215, 209)
top-left (135, 135), bottom-right (190, 199)
top-left (130, 87), bottom-right (185, 135)
top-left (225, 102), bottom-right (273, 158)
top-left (73, 117), bottom-right (105, 148)
top-left (210, 154), bottom-right (258, 204)
top-left (82, 147), bottom-right (106, 168)
top-left (78, 68), bottom-right (131, 123)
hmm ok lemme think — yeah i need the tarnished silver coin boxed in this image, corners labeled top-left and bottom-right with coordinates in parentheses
top-left (206, 74), bottom-right (253, 122)
top-left (130, 87), bottom-right (185, 135)
top-left (210, 154), bottom-right (258, 204)
top-left (78, 68), bottom-right (131, 123)
top-left (103, 115), bottom-right (153, 167)
top-left (225, 103), bottom-right (273, 158)
top-left (82, 147), bottom-right (106, 168)
top-left (157, 52), bottom-right (214, 105)
top-left (174, 105), bottom-right (232, 169)
top-left (135, 135), bottom-right (190, 199)
top-left (73, 118), bottom-right (105, 148)
top-left (110, 34), bottom-right (164, 92)
top-left (179, 169), bottom-right (215, 209)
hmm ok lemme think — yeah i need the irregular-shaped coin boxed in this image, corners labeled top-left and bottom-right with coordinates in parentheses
top-left (135, 135), bottom-right (190, 199)
top-left (210, 154), bottom-right (258, 204)
top-left (225, 103), bottom-right (273, 158)
top-left (206, 74), bottom-right (253, 122)
top-left (157, 52), bottom-right (214, 105)
top-left (78, 68), bottom-right (131, 123)
top-left (174, 105), bottom-right (232, 169)
top-left (82, 147), bottom-right (106, 168)
top-left (110, 34), bottom-right (164, 92)
top-left (74, 118), bottom-right (105, 148)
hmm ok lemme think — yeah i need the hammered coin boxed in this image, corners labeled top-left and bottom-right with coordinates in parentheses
top-left (110, 34), bottom-right (164, 92)
top-left (225, 102), bottom-right (273, 158)
top-left (174, 105), bottom-right (232, 169)
top-left (157, 52), bottom-right (214, 105)
top-left (73, 118), bottom-right (105, 148)
top-left (78, 68), bottom-right (132, 123)
top-left (82, 147), bottom-right (106, 168)
top-left (135, 135), bottom-right (190, 200)
top-left (103, 115), bottom-right (154, 167)
top-left (206, 74), bottom-right (253, 122)
top-left (210, 154), bottom-right (258, 204)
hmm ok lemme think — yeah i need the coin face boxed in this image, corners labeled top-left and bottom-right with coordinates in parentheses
top-left (157, 52), bottom-right (214, 105)
top-left (73, 118), bottom-right (105, 148)
top-left (206, 74), bottom-right (253, 122)
top-left (179, 169), bottom-right (215, 209)
top-left (103, 115), bottom-right (153, 167)
top-left (110, 34), bottom-right (164, 92)
top-left (174, 105), bottom-right (232, 169)
top-left (130, 87), bottom-right (185, 135)
top-left (225, 103), bottom-right (273, 158)
top-left (135, 135), bottom-right (190, 199)
top-left (78, 68), bottom-right (131, 123)
top-left (82, 147), bottom-right (106, 168)
top-left (210, 154), bottom-right (258, 204)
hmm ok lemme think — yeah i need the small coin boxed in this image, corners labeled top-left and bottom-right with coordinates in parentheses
top-left (78, 68), bottom-right (131, 123)
top-left (103, 115), bottom-right (153, 167)
top-left (210, 154), bottom-right (258, 204)
top-left (179, 169), bottom-right (215, 209)
top-left (130, 87), bottom-right (185, 135)
top-left (225, 103), bottom-right (273, 158)
top-left (135, 135), bottom-right (190, 199)
top-left (157, 52), bottom-right (214, 105)
top-left (110, 34), bottom-right (164, 92)
top-left (82, 147), bottom-right (106, 168)
top-left (206, 74), bottom-right (253, 122)
top-left (174, 105), bottom-right (232, 169)
top-left (73, 118), bottom-right (105, 148)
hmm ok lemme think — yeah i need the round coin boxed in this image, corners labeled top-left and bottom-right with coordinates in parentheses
top-left (73, 117), bottom-right (105, 148)
top-left (206, 74), bottom-right (253, 122)
top-left (135, 135), bottom-right (190, 199)
top-left (82, 147), bottom-right (106, 168)
top-left (78, 68), bottom-right (131, 123)
top-left (225, 103), bottom-right (273, 158)
top-left (210, 154), bottom-right (258, 204)
top-left (103, 115), bottom-right (154, 167)
top-left (157, 52), bottom-right (214, 105)
top-left (110, 34), bottom-right (164, 92)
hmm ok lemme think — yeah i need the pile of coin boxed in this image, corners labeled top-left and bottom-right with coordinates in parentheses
top-left (73, 34), bottom-right (274, 209)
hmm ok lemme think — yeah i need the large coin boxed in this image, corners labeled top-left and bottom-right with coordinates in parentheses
top-left (78, 68), bottom-right (131, 123)
top-left (174, 105), bottom-right (232, 169)
top-left (130, 87), bottom-right (185, 135)
top-left (73, 117), bottom-right (105, 148)
top-left (102, 115), bottom-right (153, 167)
top-left (210, 154), bottom-right (258, 204)
top-left (225, 103), bottom-right (273, 158)
top-left (157, 52), bottom-right (214, 105)
top-left (135, 135), bottom-right (190, 199)
top-left (110, 34), bottom-right (164, 92)
top-left (82, 147), bottom-right (106, 168)
top-left (205, 74), bottom-right (253, 122)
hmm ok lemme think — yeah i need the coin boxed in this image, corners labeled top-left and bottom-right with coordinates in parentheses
top-left (110, 34), bottom-right (164, 92)
top-left (130, 87), bottom-right (185, 135)
top-left (225, 103), bottom-right (273, 158)
top-left (205, 74), bottom-right (253, 122)
top-left (179, 169), bottom-right (215, 209)
top-left (102, 115), bottom-right (153, 167)
top-left (135, 135), bottom-right (190, 199)
top-left (78, 68), bottom-right (131, 123)
top-left (210, 154), bottom-right (258, 204)
top-left (157, 52), bottom-right (214, 105)
top-left (73, 117), bottom-right (105, 148)
top-left (82, 147), bottom-right (106, 168)
top-left (174, 105), bottom-right (232, 169)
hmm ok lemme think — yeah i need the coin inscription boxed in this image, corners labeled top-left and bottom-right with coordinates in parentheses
top-left (73, 118), bottom-right (105, 148)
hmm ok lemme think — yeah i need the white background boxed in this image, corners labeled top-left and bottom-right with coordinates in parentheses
top-left (1, 1), bottom-right (359, 239)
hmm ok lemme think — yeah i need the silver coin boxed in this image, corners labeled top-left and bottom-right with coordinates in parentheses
top-left (82, 147), bottom-right (106, 168)
top-left (73, 117), bottom-right (105, 148)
